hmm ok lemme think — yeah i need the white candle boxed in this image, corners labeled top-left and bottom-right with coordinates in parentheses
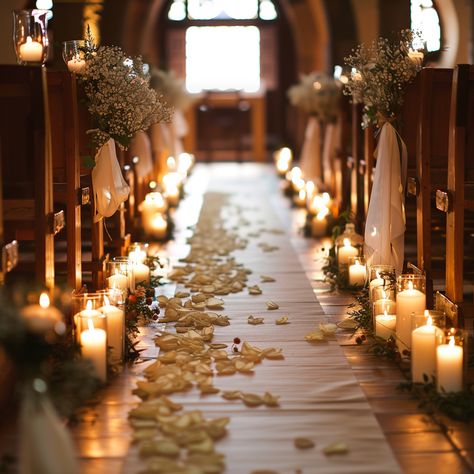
top-left (67, 55), bottom-right (86, 73)
top-left (436, 336), bottom-right (463, 392)
top-left (165, 186), bottom-right (180, 207)
top-left (412, 314), bottom-right (442, 383)
top-left (107, 269), bottom-right (128, 292)
top-left (19, 36), bottom-right (43, 62)
top-left (349, 259), bottom-right (366, 286)
top-left (81, 319), bottom-right (107, 382)
top-left (294, 189), bottom-right (306, 207)
top-left (99, 296), bottom-right (124, 364)
top-left (140, 192), bottom-right (167, 217)
top-left (369, 272), bottom-right (384, 295)
top-left (149, 213), bottom-right (167, 239)
top-left (373, 298), bottom-right (396, 318)
top-left (311, 212), bottom-right (327, 237)
top-left (21, 292), bottom-right (63, 333)
top-left (375, 310), bottom-right (396, 340)
top-left (74, 299), bottom-right (103, 338)
top-left (130, 262), bottom-right (150, 291)
top-left (129, 248), bottom-right (147, 264)
top-left (338, 238), bottom-right (358, 266)
top-left (396, 282), bottom-right (426, 351)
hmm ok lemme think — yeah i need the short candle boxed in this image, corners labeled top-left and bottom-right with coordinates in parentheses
top-left (396, 281), bottom-right (426, 350)
top-left (21, 292), bottom-right (63, 333)
top-left (81, 319), bottom-right (107, 382)
top-left (107, 269), bottom-right (128, 292)
top-left (348, 259), bottom-right (366, 286)
top-left (19, 36), bottom-right (43, 62)
top-left (375, 310), bottom-right (396, 340)
top-left (338, 238), bottom-right (358, 266)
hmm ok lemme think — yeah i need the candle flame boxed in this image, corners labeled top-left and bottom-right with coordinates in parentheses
top-left (384, 309), bottom-right (388, 316)
top-left (298, 189), bottom-right (306, 200)
top-left (343, 238), bottom-right (351, 247)
top-left (322, 192), bottom-right (330, 204)
top-left (424, 309), bottom-right (430, 317)
top-left (449, 336), bottom-right (455, 347)
top-left (427, 315), bottom-right (433, 327)
top-left (371, 226), bottom-right (377, 237)
top-left (376, 271), bottom-right (380, 279)
top-left (103, 295), bottom-right (110, 307)
top-left (382, 289), bottom-right (387, 299)
top-left (86, 299), bottom-right (93, 311)
top-left (408, 281), bottom-right (414, 291)
top-left (88, 318), bottom-right (95, 332)
top-left (39, 292), bottom-right (50, 309)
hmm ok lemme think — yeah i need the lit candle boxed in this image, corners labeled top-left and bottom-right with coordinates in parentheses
top-left (275, 147), bottom-right (292, 176)
top-left (67, 55), bottom-right (86, 74)
top-left (99, 296), bottom-right (124, 364)
top-left (177, 153), bottom-right (194, 175)
top-left (369, 271), bottom-right (384, 296)
top-left (148, 213), bottom-right (168, 239)
top-left (348, 259), bottom-right (366, 286)
top-left (81, 319), bottom-right (107, 382)
top-left (408, 49), bottom-right (424, 64)
top-left (396, 281), bottom-right (426, 350)
top-left (373, 295), bottom-right (396, 319)
top-left (375, 310), bottom-right (396, 340)
top-left (294, 189), bottom-right (306, 207)
top-left (129, 248), bottom-right (147, 264)
top-left (74, 299), bottom-right (103, 338)
top-left (338, 238), bottom-right (358, 266)
top-left (21, 292), bottom-right (63, 333)
top-left (436, 336), bottom-right (463, 392)
top-left (130, 262), bottom-right (150, 291)
top-left (107, 269), bottom-right (128, 292)
top-left (164, 186), bottom-right (180, 207)
top-left (412, 313), bottom-right (442, 383)
top-left (311, 210), bottom-right (328, 237)
top-left (19, 36), bottom-right (43, 62)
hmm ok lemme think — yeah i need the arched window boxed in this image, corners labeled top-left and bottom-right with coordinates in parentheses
top-left (410, 0), bottom-right (441, 52)
top-left (165, 0), bottom-right (278, 92)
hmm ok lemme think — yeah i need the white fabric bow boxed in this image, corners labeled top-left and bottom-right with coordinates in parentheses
top-left (130, 130), bottom-right (153, 178)
top-left (92, 138), bottom-right (130, 222)
top-left (299, 116), bottom-right (322, 185)
top-left (364, 122), bottom-right (407, 274)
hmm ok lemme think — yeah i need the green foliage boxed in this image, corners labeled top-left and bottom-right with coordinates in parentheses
top-left (399, 376), bottom-right (474, 422)
top-left (347, 287), bottom-right (372, 331)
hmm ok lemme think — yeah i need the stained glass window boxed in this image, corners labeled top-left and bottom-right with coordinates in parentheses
top-left (411, 0), bottom-right (441, 52)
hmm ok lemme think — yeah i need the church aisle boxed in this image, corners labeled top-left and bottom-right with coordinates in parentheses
top-left (119, 163), bottom-right (400, 474)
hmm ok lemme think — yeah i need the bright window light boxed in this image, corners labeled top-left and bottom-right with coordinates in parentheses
top-left (185, 26), bottom-right (260, 93)
top-left (168, 0), bottom-right (186, 21)
top-left (259, 0), bottom-right (277, 20)
top-left (411, 0), bottom-right (441, 52)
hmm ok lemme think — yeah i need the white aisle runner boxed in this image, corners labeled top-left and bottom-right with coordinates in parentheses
top-left (123, 164), bottom-right (400, 474)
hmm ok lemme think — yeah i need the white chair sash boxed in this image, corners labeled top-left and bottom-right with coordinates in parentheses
top-left (299, 116), bottom-right (322, 185)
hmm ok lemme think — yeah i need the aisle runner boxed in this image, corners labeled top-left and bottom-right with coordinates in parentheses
top-left (124, 164), bottom-right (400, 474)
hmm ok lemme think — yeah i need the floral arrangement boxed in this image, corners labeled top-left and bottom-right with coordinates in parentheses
top-left (287, 72), bottom-right (341, 122)
top-left (79, 31), bottom-right (172, 149)
top-left (150, 68), bottom-right (196, 111)
top-left (343, 29), bottom-right (424, 128)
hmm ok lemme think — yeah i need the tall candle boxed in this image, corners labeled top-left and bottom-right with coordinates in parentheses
top-left (107, 269), bottom-right (128, 292)
top-left (311, 211), bottom-right (327, 237)
top-left (396, 281), bottom-right (426, 350)
top-left (412, 314), bottom-right (442, 383)
top-left (338, 238), bottom-right (358, 266)
top-left (436, 337), bottom-right (463, 393)
top-left (349, 259), bottom-right (366, 286)
top-left (21, 292), bottom-right (63, 333)
top-left (19, 36), bottom-right (43, 62)
top-left (375, 310), bottom-right (396, 340)
top-left (149, 213), bottom-right (167, 239)
top-left (130, 262), bottom-right (150, 291)
top-left (99, 296), bottom-right (124, 364)
top-left (81, 319), bottom-right (107, 382)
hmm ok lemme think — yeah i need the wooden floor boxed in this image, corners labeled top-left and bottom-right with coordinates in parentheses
top-left (2, 163), bottom-right (473, 474)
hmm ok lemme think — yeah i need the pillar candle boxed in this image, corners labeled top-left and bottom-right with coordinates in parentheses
top-left (375, 310), bottom-right (396, 340)
top-left (21, 292), bottom-right (63, 333)
top-left (311, 213), bottom-right (327, 237)
top-left (74, 299), bottom-right (103, 340)
top-left (396, 282), bottom-right (426, 350)
top-left (165, 186), bottom-right (180, 207)
top-left (81, 319), bottom-right (107, 382)
top-left (130, 262), bottom-right (150, 291)
top-left (338, 238), bottom-right (358, 266)
top-left (412, 315), bottom-right (442, 383)
top-left (99, 297), bottom-right (124, 364)
top-left (19, 36), bottom-right (43, 62)
top-left (67, 56), bottom-right (85, 73)
top-left (149, 213), bottom-right (168, 239)
top-left (436, 337), bottom-right (463, 393)
top-left (348, 259), bottom-right (366, 286)
top-left (369, 272), bottom-right (384, 295)
top-left (294, 189), bottom-right (306, 207)
top-left (107, 270), bottom-right (128, 292)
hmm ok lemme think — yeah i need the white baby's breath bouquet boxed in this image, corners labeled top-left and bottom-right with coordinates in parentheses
top-left (288, 72), bottom-right (341, 122)
top-left (79, 32), bottom-right (172, 149)
top-left (150, 69), bottom-right (196, 111)
top-left (343, 29), bottom-right (423, 128)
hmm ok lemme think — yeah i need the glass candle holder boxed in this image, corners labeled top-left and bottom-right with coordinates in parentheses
top-left (273, 147), bottom-right (292, 177)
top-left (368, 264), bottom-right (396, 301)
top-left (396, 274), bottom-right (427, 352)
top-left (72, 292), bottom-right (107, 382)
top-left (348, 256), bottom-right (367, 287)
top-left (336, 223), bottom-right (363, 268)
top-left (96, 290), bottom-right (125, 364)
top-left (62, 40), bottom-right (86, 74)
top-left (128, 244), bottom-right (148, 264)
top-left (13, 10), bottom-right (49, 65)
top-left (411, 310), bottom-right (445, 383)
top-left (106, 261), bottom-right (130, 294)
top-left (436, 328), bottom-right (464, 393)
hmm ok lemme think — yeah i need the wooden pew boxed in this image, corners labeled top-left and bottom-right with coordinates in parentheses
top-left (0, 65), bottom-right (60, 289)
top-left (436, 64), bottom-right (474, 314)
